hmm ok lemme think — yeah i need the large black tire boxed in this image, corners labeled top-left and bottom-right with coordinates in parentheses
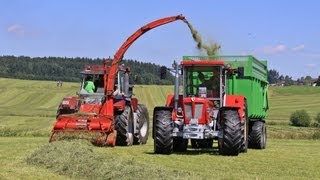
top-left (191, 139), bottom-right (213, 149)
top-left (218, 110), bottom-right (243, 156)
top-left (241, 100), bottom-right (249, 153)
top-left (173, 138), bottom-right (188, 152)
top-left (249, 120), bottom-right (266, 149)
top-left (133, 104), bottom-right (149, 145)
top-left (154, 109), bottom-right (173, 154)
top-left (115, 105), bottom-right (134, 146)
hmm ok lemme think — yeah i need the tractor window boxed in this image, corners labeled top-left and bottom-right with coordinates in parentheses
top-left (184, 66), bottom-right (220, 98)
top-left (114, 71), bottom-right (125, 97)
top-left (94, 75), bottom-right (104, 93)
top-left (81, 74), bottom-right (104, 94)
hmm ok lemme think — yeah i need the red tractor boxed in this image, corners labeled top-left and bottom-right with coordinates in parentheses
top-left (49, 15), bottom-right (188, 146)
top-left (153, 56), bottom-right (268, 155)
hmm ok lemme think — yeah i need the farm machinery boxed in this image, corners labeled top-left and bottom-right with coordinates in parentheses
top-left (153, 56), bottom-right (268, 155)
top-left (49, 14), bottom-right (189, 146)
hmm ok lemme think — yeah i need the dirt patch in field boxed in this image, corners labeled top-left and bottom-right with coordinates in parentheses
top-left (186, 22), bottom-right (221, 56)
top-left (26, 140), bottom-right (197, 179)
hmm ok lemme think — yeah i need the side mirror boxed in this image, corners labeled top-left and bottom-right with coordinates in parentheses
top-left (237, 67), bottom-right (244, 79)
top-left (160, 66), bottom-right (167, 79)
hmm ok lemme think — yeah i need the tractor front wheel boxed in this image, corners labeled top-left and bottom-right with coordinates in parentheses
top-left (133, 104), bottom-right (149, 145)
top-left (115, 105), bottom-right (134, 146)
top-left (154, 109), bottom-right (173, 154)
top-left (218, 109), bottom-right (243, 156)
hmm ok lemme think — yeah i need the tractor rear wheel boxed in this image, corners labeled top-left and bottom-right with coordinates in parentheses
top-left (218, 110), bottom-right (243, 156)
top-left (115, 105), bottom-right (134, 146)
top-left (154, 109), bottom-right (173, 154)
top-left (133, 104), bottom-right (149, 145)
top-left (249, 120), bottom-right (266, 149)
top-left (173, 137), bottom-right (188, 152)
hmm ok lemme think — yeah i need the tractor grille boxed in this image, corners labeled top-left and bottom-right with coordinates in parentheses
top-left (184, 103), bottom-right (192, 119)
top-left (194, 103), bottom-right (203, 119)
top-left (184, 103), bottom-right (203, 119)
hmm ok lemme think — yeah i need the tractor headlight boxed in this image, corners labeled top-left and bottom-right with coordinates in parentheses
top-left (62, 100), bottom-right (69, 105)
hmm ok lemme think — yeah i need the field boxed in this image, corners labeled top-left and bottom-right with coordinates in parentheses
top-left (0, 78), bottom-right (320, 179)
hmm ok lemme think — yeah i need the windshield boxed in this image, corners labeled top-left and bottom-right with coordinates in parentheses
top-left (184, 66), bottom-right (221, 98)
top-left (81, 74), bottom-right (104, 94)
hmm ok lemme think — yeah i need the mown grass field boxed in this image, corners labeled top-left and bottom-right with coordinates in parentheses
top-left (0, 77), bottom-right (320, 179)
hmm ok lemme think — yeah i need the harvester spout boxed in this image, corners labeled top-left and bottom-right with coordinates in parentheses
top-left (106, 14), bottom-right (189, 97)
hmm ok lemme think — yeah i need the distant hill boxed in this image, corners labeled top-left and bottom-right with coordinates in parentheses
top-left (0, 55), bottom-right (174, 85)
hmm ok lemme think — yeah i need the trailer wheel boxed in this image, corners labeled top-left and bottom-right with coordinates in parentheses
top-left (173, 138), bottom-right (188, 152)
top-left (115, 105), bottom-right (133, 146)
top-left (191, 139), bottom-right (213, 149)
top-left (218, 110), bottom-right (242, 156)
top-left (154, 109), bottom-right (173, 154)
top-left (249, 120), bottom-right (266, 149)
top-left (133, 104), bottom-right (149, 145)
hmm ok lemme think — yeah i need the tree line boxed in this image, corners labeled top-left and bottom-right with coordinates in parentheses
top-left (0, 55), bottom-right (174, 85)
top-left (268, 69), bottom-right (320, 86)
top-left (1, 55), bottom-right (318, 86)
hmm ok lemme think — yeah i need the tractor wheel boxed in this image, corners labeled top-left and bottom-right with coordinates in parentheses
top-left (249, 120), bottom-right (266, 149)
top-left (240, 100), bottom-right (249, 153)
top-left (218, 110), bottom-right (243, 156)
top-left (133, 104), bottom-right (149, 145)
top-left (173, 137), bottom-right (188, 152)
top-left (115, 105), bottom-right (134, 146)
top-left (154, 109), bottom-right (173, 154)
top-left (191, 139), bottom-right (213, 149)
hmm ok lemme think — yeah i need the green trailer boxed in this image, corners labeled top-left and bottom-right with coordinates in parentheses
top-left (225, 56), bottom-right (269, 120)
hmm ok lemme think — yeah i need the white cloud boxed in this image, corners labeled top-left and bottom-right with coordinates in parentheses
top-left (305, 63), bottom-right (317, 68)
top-left (256, 44), bottom-right (287, 54)
top-left (7, 24), bottom-right (25, 36)
top-left (292, 44), bottom-right (305, 52)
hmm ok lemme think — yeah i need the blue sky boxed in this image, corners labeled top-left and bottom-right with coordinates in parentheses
top-left (1, 0), bottom-right (319, 79)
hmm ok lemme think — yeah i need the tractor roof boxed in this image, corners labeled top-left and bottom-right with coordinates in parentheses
top-left (181, 60), bottom-right (225, 66)
top-left (80, 65), bottom-right (105, 75)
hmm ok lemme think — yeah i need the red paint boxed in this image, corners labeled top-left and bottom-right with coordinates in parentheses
top-left (165, 94), bottom-right (184, 107)
top-left (58, 96), bottom-right (78, 110)
top-left (79, 104), bottom-right (101, 114)
top-left (225, 95), bottom-right (245, 122)
top-left (113, 99), bottom-right (126, 111)
top-left (131, 98), bottom-right (138, 111)
top-left (183, 97), bottom-right (208, 124)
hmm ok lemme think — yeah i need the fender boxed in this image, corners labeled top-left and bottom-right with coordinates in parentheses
top-left (165, 94), bottom-right (184, 108)
top-left (58, 96), bottom-right (78, 111)
top-left (225, 95), bottom-right (246, 122)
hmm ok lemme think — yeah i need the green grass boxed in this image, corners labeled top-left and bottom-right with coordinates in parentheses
top-left (1, 77), bottom-right (320, 179)
top-left (1, 137), bottom-right (320, 179)
top-left (268, 86), bottom-right (320, 124)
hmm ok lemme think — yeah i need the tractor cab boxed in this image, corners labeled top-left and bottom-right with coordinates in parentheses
top-left (79, 65), bottom-right (133, 102)
top-left (79, 65), bottom-right (105, 105)
top-left (182, 61), bottom-right (226, 109)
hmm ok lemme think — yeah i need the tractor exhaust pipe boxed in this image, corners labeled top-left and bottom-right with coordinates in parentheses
top-left (173, 61), bottom-right (179, 110)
